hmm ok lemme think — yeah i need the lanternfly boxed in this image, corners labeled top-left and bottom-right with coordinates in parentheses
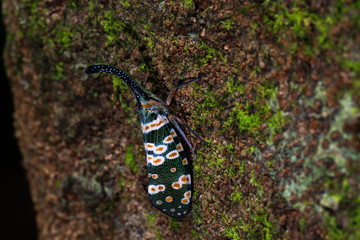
top-left (85, 65), bottom-right (201, 218)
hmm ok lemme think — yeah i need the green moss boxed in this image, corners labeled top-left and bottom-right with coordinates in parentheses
top-left (54, 26), bottom-right (73, 53)
top-left (96, 6), bottom-right (157, 70)
top-left (324, 182), bottom-right (360, 239)
top-left (19, 1), bottom-right (46, 42)
top-left (118, 177), bottom-right (127, 191)
top-left (20, 0), bottom-right (80, 54)
top-left (195, 143), bottom-right (234, 173)
top-left (191, 71), bottom-right (283, 237)
top-left (50, 62), bottom-right (66, 81)
top-left (66, 0), bottom-right (78, 9)
top-left (112, 75), bottom-right (136, 120)
top-left (143, 36), bottom-right (155, 50)
top-left (124, 145), bottom-right (138, 173)
top-left (192, 83), bottom-right (226, 128)
top-left (229, 191), bottom-right (243, 204)
top-left (139, 62), bottom-right (153, 73)
top-left (145, 212), bottom-right (157, 225)
top-left (222, 206), bottom-right (276, 240)
top-left (250, 21), bottom-right (259, 37)
top-left (193, 144), bottom-right (278, 238)
top-left (194, 41), bottom-right (227, 68)
top-left (342, 59), bottom-right (360, 99)
top-left (168, 218), bottom-right (181, 231)
top-left (100, 10), bottom-right (126, 46)
top-left (222, 79), bottom-right (285, 144)
top-left (144, 212), bottom-right (162, 239)
top-left (221, 18), bottom-right (235, 32)
top-left (222, 171), bottom-right (276, 239)
top-left (181, 0), bottom-right (194, 11)
top-left (222, 216), bottom-right (242, 240)
top-left (120, 0), bottom-right (132, 8)
top-left (263, 0), bottom-right (360, 61)
top-left (190, 229), bottom-right (202, 239)
top-left (55, 180), bottom-right (62, 187)
top-left (343, 60), bottom-right (360, 73)
top-left (88, 0), bottom-right (95, 12)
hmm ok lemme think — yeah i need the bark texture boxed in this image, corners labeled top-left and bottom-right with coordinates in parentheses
top-left (3, 0), bottom-right (360, 239)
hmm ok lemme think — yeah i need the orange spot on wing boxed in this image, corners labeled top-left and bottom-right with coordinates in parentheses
top-left (169, 152), bottom-right (178, 158)
top-left (181, 198), bottom-right (189, 204)
top-left (166, 196), bottom-right (173, 202)
top-left (141, 101), bottom-right (157, 109)
top-left (181, 176), bottom-right (190, 184)
top-left (158, 185), bottom-right (164, 191)
top-left (153, 158), bottom-right (162, 164)
top-left (177, 144), bottom-right (184, 151)
top-left (146, 143), bottom-right (154, 150)
top-left (141, 103), bottom-right (151, 108)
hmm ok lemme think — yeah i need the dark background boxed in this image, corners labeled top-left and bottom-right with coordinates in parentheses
top-left (1, 5), bottom-right (38, 240)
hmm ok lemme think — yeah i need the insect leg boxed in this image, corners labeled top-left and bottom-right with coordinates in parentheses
top-left (168, 115), bottom-right (197, 161)
top-left (166, 77), bottom-right (200, 105)
top-left (175, 77), bottom-right (200, 89)
top-left (180, 122), bottom-right (208, 146)
top-left (170, 115), bottom-right (207, 145)
top-left (166, 88), bottom-right (176, 106)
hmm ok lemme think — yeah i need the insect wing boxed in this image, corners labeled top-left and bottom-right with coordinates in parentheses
top-left (142, 111), bottom-right (191, 217)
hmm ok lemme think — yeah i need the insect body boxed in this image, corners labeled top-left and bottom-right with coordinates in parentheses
top-left (85, 65), bottom-right (192, 217)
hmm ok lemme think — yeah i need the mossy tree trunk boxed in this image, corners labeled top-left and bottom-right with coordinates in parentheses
top-left (3, 0), bottom-right (360, 239)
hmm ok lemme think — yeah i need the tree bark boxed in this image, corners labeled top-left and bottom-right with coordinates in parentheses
top-left (3, 0), bottom-right (360, 239)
